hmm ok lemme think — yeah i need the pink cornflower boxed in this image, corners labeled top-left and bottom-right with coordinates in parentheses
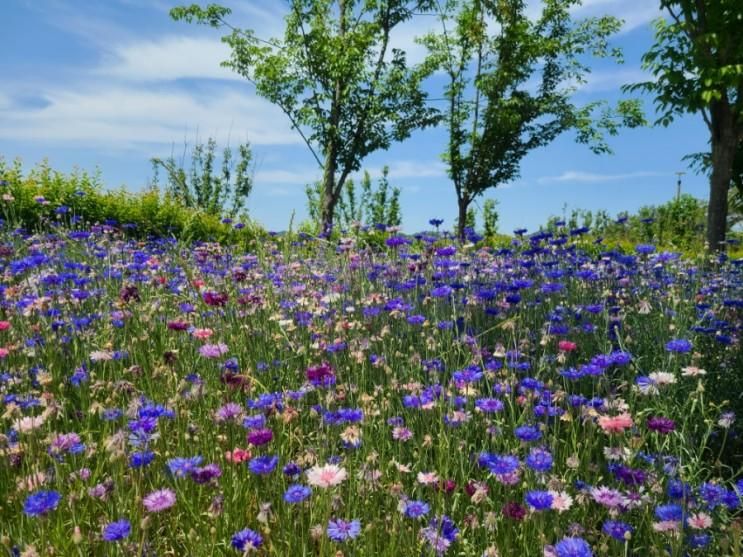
top-left (558, 340), bottom-right (577, 352)
top-left (598, 412), bottom-right (634, 434)
top-left (549, 490), bottom-right (574, 513)
top-left (306, 464), bottom-right (347, 488)
top-left (225, 447), bottom-right (251, 464)
top-left (687, 512), bottom-right (713, 529)
top-left (199, 343), bottom-right (229, 358)
top-left (0, 321), bottom-right (11, 330)
top-left (417, 471), bottom-right (440, 486)
top-left (591, 486), bottom-right (627, 509)
top-left (143, 488), bottom-right (176, 512)
top-left (191, 328), bottom-right (214, 340)
top-left (392, 427), bottom-right (413, 442)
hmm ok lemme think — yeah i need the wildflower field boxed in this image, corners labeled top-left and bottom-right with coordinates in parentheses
top-left (1, 224), bottom-right (742, 557)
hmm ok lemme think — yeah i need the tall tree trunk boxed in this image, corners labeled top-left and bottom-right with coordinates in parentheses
top-left (319, 0), bottom-right (346, 236)
top-left (456, 195), bottom-right (469, 242)
top-left (320, 149), bottom-right (338, 235)
top-left (707, 102), bottom-right (736, 251)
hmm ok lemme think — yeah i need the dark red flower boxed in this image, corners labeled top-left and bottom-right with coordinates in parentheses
top-left (502, 501), bottom-right (526, 521)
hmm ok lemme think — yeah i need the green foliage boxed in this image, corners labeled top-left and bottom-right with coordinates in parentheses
top-left (306, 165), bottom-right (402, 231)
top-left (171, 0), bottom-right (438, 232)
top-left (150, 137), bottom-right (253, 219)
top-left (623, 0), bottom-right (743, 250)
top-left (419, 0), bottom-right (645, 239)
top-left (0, 158), bottom-right (264, 245)
top-left (481, 198), bottom-right (499, 239)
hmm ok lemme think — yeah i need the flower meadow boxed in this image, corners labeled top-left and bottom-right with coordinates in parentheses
top-left (0, 224), bottom-right (742, 557)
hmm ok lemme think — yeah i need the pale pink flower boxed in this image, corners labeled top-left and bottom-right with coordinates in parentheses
top-left (549, 490), bottom-right (574, 513)
top-left (191, 328), bottom-right (214, 340)
top-left (143, 488), bottom-right (176, 512)
top-left (591, 486), bottom-right (626, 509)
top-left (306, 464), bottom-right (347, 488)
top-left (652, 520), bottom-right (681, 533)
top-left (687, 512), bottom-right (713, 529)
top-left (416, 471), bottom-right (440, 486)
top-left (598, 412), bottom-right (634, 434)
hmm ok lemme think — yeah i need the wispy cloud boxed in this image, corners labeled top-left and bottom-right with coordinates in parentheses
top-left (99, 36), bottom-right (239, 82)
top-left (538, 170), bottom-right (668, 184)
top-left (0, 85), bottom-right (299, 149)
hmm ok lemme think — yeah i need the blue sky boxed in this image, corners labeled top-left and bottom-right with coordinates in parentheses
top-left (1, 0), bottom-right (709, 233)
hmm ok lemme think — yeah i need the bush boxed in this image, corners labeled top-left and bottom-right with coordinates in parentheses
top-left (0, 158), bottom-right (266, 246)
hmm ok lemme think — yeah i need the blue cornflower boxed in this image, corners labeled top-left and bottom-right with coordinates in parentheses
top-left (514, 424), bottom-right (542, 442)
top-left (402, 500), bottom-right (430, 519)
top-left (129, 451), bottom-right (155, 469)
top-left (23, 490), bottom-right (62, 517)
top-left (602, 520), bottom-right (633, 541)
top-left (167, 456), bottom-right (203, 478)
top-left (282, 462), bottom-right (302, 477)
top-left (475, 398), bottom-right (504, 413)
top-left (327, 518), bottom-right (361, 542)
top-left (102, 519), bottom-right (131, 542)
top-left (665, 339), bottom-right (692, 353)
top-left (248, 455), bottom-right (279, 475)
top-left (525, 490), bottom-right (553, 511)
top-left (554, 536), bottom-right (593, 557)
top-left (654, 503), bottom-right (683, 521)
top-left (231, 528), bottom-right (263, 551)
top-left (525, 448), bottom-right (553, 473)
top-left (283, 484), bottom-right (311, 504)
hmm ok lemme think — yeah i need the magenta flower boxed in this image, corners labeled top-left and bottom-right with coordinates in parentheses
top-left (647, 416), bottom-right (676, 434)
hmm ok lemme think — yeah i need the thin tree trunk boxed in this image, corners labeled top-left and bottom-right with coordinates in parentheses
top-left (457, 195), bottom-right (469, 242)
top-left (320, 149), bottom-right (338, 235)
top-left (707, 102), bottom-right (736, 251)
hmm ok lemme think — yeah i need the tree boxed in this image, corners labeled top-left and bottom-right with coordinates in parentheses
top-left (171, 1), bottom-right (438, 233)
top-left (481, 198), bottom-right (499, 238)
top-left (624, 0), bottom-right (743, 251)
top-left (419, 0), bottom-right (645, 240)
top-left (151, 137), bottom-right (253, 219)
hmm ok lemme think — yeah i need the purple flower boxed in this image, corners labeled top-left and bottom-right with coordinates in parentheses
top-left (602, 520), bottom-right (633, 541)
top-left (103, 519), bottom-right (131, 542)
top-left (231, 528), bottom-right (263, 551)
top-left (247, 428), bottom-right (273, 446)
top-left (191, 463), bottom-right (222, 484)
top-left (402, 499), bottom-right (430, 519)
top-left (647, 416), bottom-right (676, 434)
top-left (142, 488), bottom-right (176, 512)
top-left (525, 448), bottom-right (553, 473)
top-left (554, 537), bottom-right (593, 557)
top-left (327, 518), bottom-right (361, 542)
top-left (167, 456), bottom-right (203, 478)
top-left (475, 398), bottom-right (504, 413)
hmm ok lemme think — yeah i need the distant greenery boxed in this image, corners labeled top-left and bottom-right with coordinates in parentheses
top-left (0, 158), bottom-right (264, 245)
top-left (150, 136), bottom-right (253, 219)
top-left (305, 166), bottom-right (402, 232)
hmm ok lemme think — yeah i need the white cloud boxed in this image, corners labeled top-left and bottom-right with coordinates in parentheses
top-left (100, 36), bottom-right (240, 82)
top-left (255, 168), bottom-right (320, 184)
top-left (365, 160), bottom-right (447, 180)
top-left (0, 85), bottom-right (299, 148)
top-left (538, 170), bottom-right (668, 184)
top-left (572, 0), bottom-right (662, 33)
